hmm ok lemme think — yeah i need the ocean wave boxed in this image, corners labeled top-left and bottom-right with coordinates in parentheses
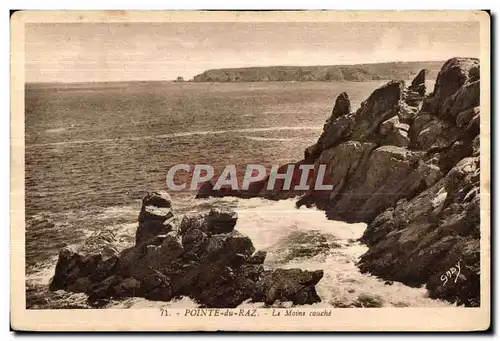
top-left (26, 126), bottom-right (322, 148)
top-left (26, 197), bottom-right (452, 309)
top-left (45, 127), bottom-right (66, 133)
top-left (244, 136), bottom-right (297, 142)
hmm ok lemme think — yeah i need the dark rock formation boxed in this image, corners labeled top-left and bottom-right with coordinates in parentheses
top-left (349, 80), bottom-right (406, 142)
top-left (409, 69), bottom-right (427, 96)
top-left (330, 92), bottom-right (351, 122)
top-left (136, 191), bottom-right (177, 245)
top-left (324, 145), bottom-right (427, 222)
top-left (194, 57), bottom-right (481, 307)
top-left (49, 193), bottom-right (324, 308)
top-left (253, 269), bottom-right (323, 305)
top-left (422, 57), bottom-right (479, 116)
top-left (305, 92), bottom-right (355, 161)
top-left (358, 156), bottom-right (480, 307)
top-left (296, 57), bottom-right (481, 306)
top-left (196, 160), bottom-right (318, 201)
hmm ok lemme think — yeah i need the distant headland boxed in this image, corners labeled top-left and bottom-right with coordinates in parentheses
top-left (191, 61), bottom-right (444, 82)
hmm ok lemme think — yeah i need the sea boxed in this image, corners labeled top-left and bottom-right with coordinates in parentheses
top-left (25, 80), bottom-right (452, 309)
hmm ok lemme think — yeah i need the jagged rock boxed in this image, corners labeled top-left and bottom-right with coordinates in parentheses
top-left (423, 57), bottom-right (479, 114)
top-left (464, 112), bottom-right (480, 140)
top-left (190, 57), bottom-right (482, 308)
top-left (413, 118), bottom-right (460, 151)
top-left (440, 80), bottom-right (480, 121)
top-left (456, 106), bottom-right (480, 130)
top-left (405, 92), bottom-right (424, 107)
top-left (308, 82), bottom-right (406, 159)
top-left (304, 143), bottom-right (320, 160)
top-left (398, 102), bottom-right (420, 122)
top-left (328, 92), bottom-right (351, 122)
top-left (408, 113), bottom-right (431, 147)
top-left (358, 157), bottom-right (480, 306)
top-left (292, 58), bottom-right (481, 307)
top-left (385, 128), bottom-right (410, 147)
top-left (113, 277), bottom-right (142, 297)
top-left (411, 69), bottom-right (426, 87)
top-left (326, 146), bottom-right (426, 222)
top-left (67, 277), bottom-right (92, 293)
top-left (247, 250), bottom-right (267, 264)
top-left (136, 191), bottom-right (177, 245)
top-left (196, 181), bottom-right (216, 199)
top-left (380, 116), bottom-right (400, 135)
top-left (311, 141), bottom-right (376, 208)
top-left (416, 160), bottom-right (442, 188)
top-left (409, 69), bottom-right (426, 96)
top-left (87, 275), bottom-right (121, 303)
top-left (318, 113), bottom-right (356, 152)
top-left (395, 123), bottom-right (410, 132)
top-left (272, 230), bottom-right (340, 263)
top-left (206, 207), bottom-right (238, 234)
top-left (181, 227), bottom-right (208, 254)
top-left (350, 80), bottom-right (405, 142)
top-left (50, 195), bottom-right (324, 308)
top-left (254, 269), bottom-right (324, 305)
top-left (472, 135), bottom-right (480, 156)
top-left (304, 92), bottom-right (355, 160)
top-left (48, 229), bottom-right (119, 292)
top-left (379, 115), bottom-right (410, 147)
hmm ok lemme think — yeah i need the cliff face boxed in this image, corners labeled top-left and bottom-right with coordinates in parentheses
top-left (300, 57), bottom-right (481, 306)
top-left (195, 57), bottom-right (482, 307)
top-left (192, 61), bottom-right (444, 82)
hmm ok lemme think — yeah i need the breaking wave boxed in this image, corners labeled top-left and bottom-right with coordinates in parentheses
top-left (26, 197), bottom-right (453, 309)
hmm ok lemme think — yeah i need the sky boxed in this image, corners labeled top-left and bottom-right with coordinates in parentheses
top-left (25, 21), bottom-right (480, 83)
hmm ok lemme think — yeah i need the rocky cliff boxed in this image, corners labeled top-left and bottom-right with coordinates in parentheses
top-left (303, 57), bottom-right (481, 306)
top-left (49, 191), bottom-right (324, 308)
top-left (197, 57), bottom-right (482, 307)
top-left (192, 61), bottom-right (443, 82)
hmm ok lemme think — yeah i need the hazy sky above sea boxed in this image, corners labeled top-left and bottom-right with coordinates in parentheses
top-left (25, 21), bottom-right (480, 83)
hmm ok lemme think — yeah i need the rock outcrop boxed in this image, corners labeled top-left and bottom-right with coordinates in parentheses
top-left (196, 160), bottom-right (317, 201)
top-left (409, 69), bottom-right (427, 96)
top-left (49, 191), bottom-right (323, 308)
top-left (358, 156), bottom-right (480, 307)
top-left (195, 57), bottom-right (482, 307)
top-left (298, 57), bottom-right (482, 306)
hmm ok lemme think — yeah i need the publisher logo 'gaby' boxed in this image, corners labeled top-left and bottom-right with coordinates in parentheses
top-left (165, 164), bottom-right (333, 191)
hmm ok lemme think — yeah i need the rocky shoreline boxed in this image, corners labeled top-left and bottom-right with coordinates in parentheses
top-left (191, 61), bottom-right (443, 82)
top-left (49, 191), bottom-right (324, 308)
top-left (49, 57), bottom-right (481, 308)
top-left (195, 57), bottom-right (481, 307)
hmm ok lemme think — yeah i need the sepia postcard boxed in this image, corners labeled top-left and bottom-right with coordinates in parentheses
top-left (10, 10), bottom-right (491, 332)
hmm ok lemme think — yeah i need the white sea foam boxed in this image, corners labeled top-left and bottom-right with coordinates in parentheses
top-left (230, 198), bottom-right (452, 308)
top-left (244, 136), bottom-right (297, 142)
top-left (45, 127), bottom-right (66, 133)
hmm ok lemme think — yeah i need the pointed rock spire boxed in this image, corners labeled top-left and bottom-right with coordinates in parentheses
top-left (330, 92), bottom-right (351, 122)
top-left (411, 69), bottom-right (426, 87)
top-left (409, 69), bottom-right (427, 96)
